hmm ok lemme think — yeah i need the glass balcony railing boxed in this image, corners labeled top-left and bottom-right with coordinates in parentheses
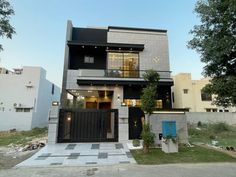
top-left (76, 69), bottom-right (171, 79)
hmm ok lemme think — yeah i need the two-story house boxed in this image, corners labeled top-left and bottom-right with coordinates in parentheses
top-left (57, 21), bottom-right (173, 143)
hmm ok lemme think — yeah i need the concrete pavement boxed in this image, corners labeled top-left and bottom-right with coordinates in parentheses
top-left (1, 163), bottom-right (236, 177)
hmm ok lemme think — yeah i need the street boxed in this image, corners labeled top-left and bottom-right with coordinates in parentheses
top-left (0, 163), bottom-right (236, 177)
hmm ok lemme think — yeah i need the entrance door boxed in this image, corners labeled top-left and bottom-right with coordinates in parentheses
top-left (128, 107), bottom-right (144, 139)
top-left (99, 102), bottom-right (112, 132)
top-left (86, 102), bottom-right (97, 109)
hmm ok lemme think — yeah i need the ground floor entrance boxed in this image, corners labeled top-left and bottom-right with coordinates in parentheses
top-left (128, 107), bottom-right (145, 139)
top-left (58, 109), bottom-right (118, 143)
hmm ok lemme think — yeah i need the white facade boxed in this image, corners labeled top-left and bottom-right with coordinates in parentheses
top-left (172, 73), bottom-right (236, 112)
top-left (0, 66), bottom-right (60, 131)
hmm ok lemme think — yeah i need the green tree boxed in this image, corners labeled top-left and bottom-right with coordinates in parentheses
top-left (140, 70), bottom-right (159, 153)
top-left (141, 69), bottom-right (160, 120)
top-left (141, 123), bottom-right (155, 153)
top-left (188, 0), bottom-right (236, 107)
top-left (0, 0), bottom-right (15, 51)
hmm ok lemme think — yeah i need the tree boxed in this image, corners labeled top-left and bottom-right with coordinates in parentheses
top-left (141, 69), bottom-right (160, 120)
top-left (0, 0), bottom-right (15, 51)
top-left (188, 0), bottom-right (236, 107)
top-left (140, 70), bottom-right (159, 153)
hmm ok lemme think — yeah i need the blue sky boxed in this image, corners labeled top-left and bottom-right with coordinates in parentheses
top-left (0, 0), bottom-right (203, 87)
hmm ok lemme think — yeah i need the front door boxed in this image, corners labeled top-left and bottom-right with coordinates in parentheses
top-left (128, 107), bottom-right (144, 139)
top-left (86, 102), bottom-right (97, 109)
top-left (99, 102), bottom-right (112, 132)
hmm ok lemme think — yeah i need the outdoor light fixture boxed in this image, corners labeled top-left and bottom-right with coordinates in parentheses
top-left (104, 90), bottom-right (108, 99)
top-left (52, 101), bottom-right (59, 106)
top-left (67, 116), bottom-right (71, 121)
top-left (117, 94), bottom-right (120, 100)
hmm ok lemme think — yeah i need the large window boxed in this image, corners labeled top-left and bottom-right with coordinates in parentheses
top-left (201, 90), bottom-right (212, 101)
top-left (107, 52), bottom-right (139, 77)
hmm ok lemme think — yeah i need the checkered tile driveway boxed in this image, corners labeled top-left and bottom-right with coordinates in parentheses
top-left (16, 143), bottom-right (136, 167)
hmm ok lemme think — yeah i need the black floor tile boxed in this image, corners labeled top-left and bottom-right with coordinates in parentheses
top-left (115, 143), bottom-right (124, 149)
top-left (65, 144), bottom-right (76, 150)
top-left (126, 152), bottom-right (133, 158)
top-left (98, 152), bottom-right (108, 159)
top-left (50, 162), bottom-right (62, 165)
top-left (86, 162), bottom-right (97, 164)
top-left (91, 144), bottom-right (100, 149)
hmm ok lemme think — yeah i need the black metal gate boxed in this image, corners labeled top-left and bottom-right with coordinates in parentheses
top-left (58, 109), bottom-right (118, 142)
top-left (128, 107), bottom-right (145, 139)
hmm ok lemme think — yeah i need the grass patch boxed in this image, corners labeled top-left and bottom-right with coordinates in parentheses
top-left (0, 127), bottom-right (48, 146)
top-left (188, 123), bottom-right (236, 146)
top-left (131, 145), bottom-right (236, 164)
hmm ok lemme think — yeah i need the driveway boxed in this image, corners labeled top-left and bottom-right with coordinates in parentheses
top-left (16, 143), bottom-right (135, 167)
top-left (1, 163), bottom-right (236, 177)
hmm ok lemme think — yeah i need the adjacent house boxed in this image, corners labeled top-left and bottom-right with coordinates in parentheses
top-left (55, 21), bottom-right (174, 143)
top-left (172, 73), bottom-right (236, 112)
top-left (0, 66), bottom-right (60, 130)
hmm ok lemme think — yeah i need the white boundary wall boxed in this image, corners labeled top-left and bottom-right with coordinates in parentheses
top-left (186, 112), bottom-right (236, 125)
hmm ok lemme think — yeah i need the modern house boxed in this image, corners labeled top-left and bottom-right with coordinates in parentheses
top-left (0, 66), bottom-right (60, 131)
top-left (172, 73), bottom-right (236, 112)
top-left (56, 21), bottom-right (174, 143)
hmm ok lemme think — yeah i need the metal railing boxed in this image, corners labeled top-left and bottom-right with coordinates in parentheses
top-left (77, 69), bottom-right (171, 79)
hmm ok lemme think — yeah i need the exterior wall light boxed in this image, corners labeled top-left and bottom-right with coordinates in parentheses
top-left (117, 94), bottom-right (120, 100)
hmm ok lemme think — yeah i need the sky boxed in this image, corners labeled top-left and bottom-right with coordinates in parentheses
top-left (0, 0), bottom-right (204, 87)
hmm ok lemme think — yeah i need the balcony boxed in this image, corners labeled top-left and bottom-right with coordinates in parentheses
top-left (76, 69), bottom-right (171, 79)
top-left (67, 69), bottom-right (173, 87)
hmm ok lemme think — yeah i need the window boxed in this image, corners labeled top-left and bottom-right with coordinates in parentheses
top-left (156, 100), bottom-right (163, 108)
top-left (0, 107), bottom-right (4, 112)
top-left (201, 90), bottom-right (212, 101)
top-left (183, 89), bottom-right (188, 94)
top-left (51, 84), bottom-right (54, 95)
top-left (84, 56), bottom-right (94, 63)
top-left (107, 52), bottom-right (139, 77)
top-left (206, 108), bottom-right (211, 112)
top-left (172, 92), bottom-right (175, 103)
top-left (224, 109), bottom-right (229, 112)
top-left (16, 108), bottom-right (31, 112)
top-left (24, 108), bottom-right (31, 112)
top-left (16, 108), bottom-right (23, 112)
top-left (123, 99), bottom-right (163, 108)
top-left (212, 109), bottom-right (217, 112)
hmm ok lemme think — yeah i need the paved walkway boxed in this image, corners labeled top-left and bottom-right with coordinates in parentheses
top-left (16, 143), bottom-right (136, 167)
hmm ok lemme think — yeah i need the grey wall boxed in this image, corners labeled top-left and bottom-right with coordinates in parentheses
top-left (61, 20), bottom-right (73, 107)
top-left (149, 113), bottom-right (188, 144)
top-left (108, 29), bottom-right (171, 78)
top-left (186, 112), bottom-right (236, 125)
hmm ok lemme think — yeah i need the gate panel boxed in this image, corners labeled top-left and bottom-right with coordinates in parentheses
top-left (58, 109), bottom-right (118, 142)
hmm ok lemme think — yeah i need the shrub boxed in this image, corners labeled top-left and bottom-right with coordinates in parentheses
top-left (212, 122), bottom-right (230, 133)
top-left (141, 123), bottom-right (155, 153)
top-left (197, 121), bottom-right (202, 127)
top-left (209, 134), bottom-right (216, 140)
top-left (132, 139), bottom-right (141, 147)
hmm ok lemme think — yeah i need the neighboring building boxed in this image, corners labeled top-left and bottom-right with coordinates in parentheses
top-left (56, 21), bottom-right (174, 143)
top-left (172, 73), bottom-right (236, 112)
top-left (0, 66), bottom-right (60, 131)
